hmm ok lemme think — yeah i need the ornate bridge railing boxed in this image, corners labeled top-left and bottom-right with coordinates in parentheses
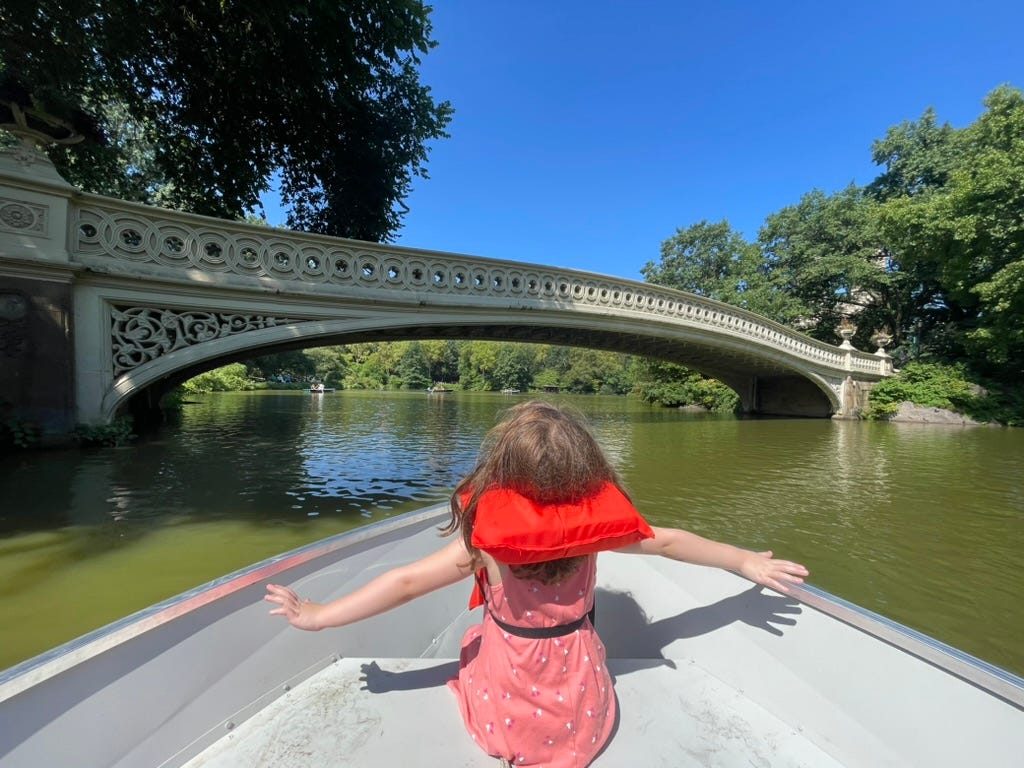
top-left (74, 195), bottom-right (889, 378)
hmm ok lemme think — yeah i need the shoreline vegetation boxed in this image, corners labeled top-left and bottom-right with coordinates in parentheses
top-left (174, 345), bottom-right (1020, 428)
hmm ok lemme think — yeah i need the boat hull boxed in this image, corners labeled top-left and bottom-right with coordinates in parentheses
top-left (1, 504), bottom-right (1022, 767)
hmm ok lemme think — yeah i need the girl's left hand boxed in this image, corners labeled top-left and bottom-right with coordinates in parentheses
top-left (265, 584), bottom-right (323, 631)
top-left (739, 551), bottom-right (809, 594)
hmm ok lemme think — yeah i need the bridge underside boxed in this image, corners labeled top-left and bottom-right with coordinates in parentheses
top-left (364, 323), bottom-right (834, 418)
top-left (118, 319), bottom-right (841, 425)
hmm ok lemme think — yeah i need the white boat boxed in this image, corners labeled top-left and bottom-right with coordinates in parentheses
top-left (1, 503), bottom-right (1022, 767)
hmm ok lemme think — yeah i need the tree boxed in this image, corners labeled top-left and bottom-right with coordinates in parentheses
top-left (342, 342), bottom-right (401, 388)
top-left (304, 346), bottom-right (351, 387)
top-left (396, 341), bottom-right (431, 390)
top-left (458, 341), bottom-right (501, 391)
top-left (492, 344), bottom-right (535, 392)
top-left (420, 339), bottom-right (460, 384)
top-left (249, 350), bottom-right (315, 381)
top-left (942, 86), bottom-right (1024, 377)
top-left (757, 186), bottom-right (899, 347)
top-left (868, 107), bottom-right (962, 201)
top-left (181, 363), bottom-right (252, 394)
top-left (874, 85), bottom-right (1024, 379)
top-left (0, 0), bottom-right (453, 241)
top-left (631, 359), bottom-right (738, 411)
top-left (560, 349), bottom-right (629, 394)
top-left (641, 220), bottom-right (754, 302)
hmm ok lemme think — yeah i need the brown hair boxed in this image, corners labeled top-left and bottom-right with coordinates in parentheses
top-left (443, 400), bottom-right (626, 583)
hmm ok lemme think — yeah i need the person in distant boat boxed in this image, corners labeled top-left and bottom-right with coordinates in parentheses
top-left (266, 400), bottom-right (808, 768)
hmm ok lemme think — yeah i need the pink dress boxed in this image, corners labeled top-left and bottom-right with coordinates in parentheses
top-left (448, 555), bottom-right (615, 767)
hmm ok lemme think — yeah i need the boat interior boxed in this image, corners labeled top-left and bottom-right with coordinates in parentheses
top-left (1, 504), bottom-right (1022, 767)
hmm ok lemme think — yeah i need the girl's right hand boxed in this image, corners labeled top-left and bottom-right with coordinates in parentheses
top-left (738, 551), bottom-right (809, 594)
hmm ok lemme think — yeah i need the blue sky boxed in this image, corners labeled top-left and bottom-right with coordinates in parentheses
top-left (265, 1), bottom-right (1023, 282)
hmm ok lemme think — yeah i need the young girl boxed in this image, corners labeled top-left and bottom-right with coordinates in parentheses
top-left (266, 401), bottom-right (808, 767)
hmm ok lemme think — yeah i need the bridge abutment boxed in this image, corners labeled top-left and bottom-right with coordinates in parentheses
top-left (752, 375), bottom-right (835, 418)
top-left (1, 141), bottom-right (80, 443)
top-left (0, 274), bottom-right (77, 441)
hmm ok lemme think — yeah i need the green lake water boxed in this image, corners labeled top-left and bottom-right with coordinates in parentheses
top-left (1, 391), bottom-right (1022, 676)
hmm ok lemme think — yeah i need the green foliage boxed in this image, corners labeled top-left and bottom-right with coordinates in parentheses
top-left (864, 363), bottom-right (1023, 425)
top-left (458, 341), bottom-right (501, 391)
top-left (159, 388), bottom-right (187, 414)
top-left (533, 368), bottom-right (562, 390)
top-left (0, 398), bottom-right (37, 449)
top-left (863, 363), bottom-right (978, 419)
top-left (757, 186), bottom-right (897, 346)
top-left (1, 0), bottom-right (452, 241)
top-left (421, 340), bottom-right (461, 384)
top-left (868, 107), bottom-right (962, 201)
top-left (492, 345), bottom-right (535, 392)
top-left (560, 349), bottom-right (632, 394)
top-left (302, 346), bottom-right (351, 388)
top-left (397, 342), bottom-right (431, 390)
top-left (249, 350), bottom-right (318, 385)
top-left (642, 219), bottom-right (755, 302)
top-left (73, 418), bottom-right (135, 447)
top-left (871, 86), bottom-right (1024, 383)
top-left (632, 360), bottom-right (739, 412)
top-left (0, 415), bottom-right (37, 449)
top-left (181, 363), bottom-right (253, 394)
top-left (137, 340), bottom-right (735, 410)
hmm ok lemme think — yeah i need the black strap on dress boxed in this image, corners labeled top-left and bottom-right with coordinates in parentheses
top-left (475, 570), bottom-right (596, 639)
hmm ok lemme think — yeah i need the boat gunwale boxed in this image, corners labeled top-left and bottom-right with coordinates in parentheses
top-left (2, 500), bottom-right (1022, 712)
top-left (0, 503), bottom-right (451, 703)
top-left (789, 582), bottom-right (1024, 708)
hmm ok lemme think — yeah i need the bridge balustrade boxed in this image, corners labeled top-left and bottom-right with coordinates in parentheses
top-left (1, 139), bottom-right (892, 434)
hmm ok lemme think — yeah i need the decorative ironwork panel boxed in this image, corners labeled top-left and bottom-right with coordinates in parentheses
top-left (111, 306), bottom-right (305, 376)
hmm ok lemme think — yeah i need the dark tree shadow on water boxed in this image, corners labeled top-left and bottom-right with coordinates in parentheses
top-left (358, 585), bottom-right (802, 692)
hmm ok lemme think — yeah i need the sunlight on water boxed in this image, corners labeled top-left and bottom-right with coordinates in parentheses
top-left (1, 391), bottom-right (1022, 675)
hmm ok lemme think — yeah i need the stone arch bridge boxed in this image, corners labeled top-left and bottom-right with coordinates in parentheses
top-left (0, 143), bottom-right (892, 439)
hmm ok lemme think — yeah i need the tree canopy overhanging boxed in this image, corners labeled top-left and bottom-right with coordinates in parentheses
top-left (0, 0), bottom-right (453, 242)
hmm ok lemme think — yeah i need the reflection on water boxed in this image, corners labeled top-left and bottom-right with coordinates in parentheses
top-left (1, 391), bottom-right (1023, 676)
top-left (294, 393), bottom-right (480, 510)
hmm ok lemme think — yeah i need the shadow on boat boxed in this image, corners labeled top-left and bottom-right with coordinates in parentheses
top-left (359, 659), bottom-right (459, 692)
top-left (357, 584), bottom-right (802, 693)
top-left (598, 584), bottom-right (803, 663)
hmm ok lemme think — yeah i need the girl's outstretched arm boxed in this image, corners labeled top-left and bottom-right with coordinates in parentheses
top-left (265, 537), bottom-right (476, 631)
top-left (618, 526), bottom-right (808, 594)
